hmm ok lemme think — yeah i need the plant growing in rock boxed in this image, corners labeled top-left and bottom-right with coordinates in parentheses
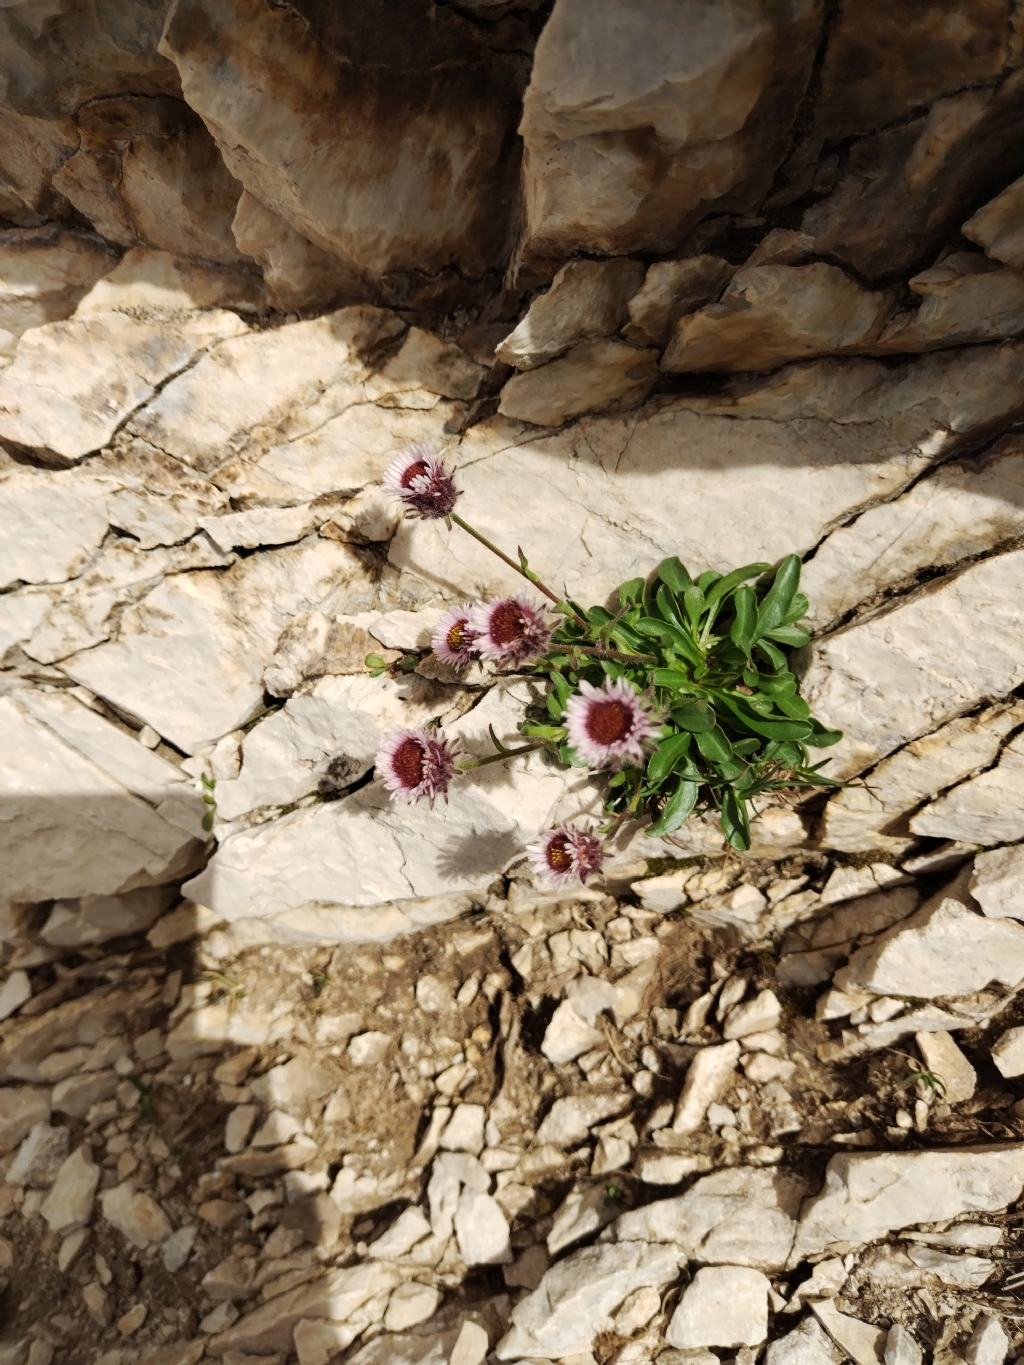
top-left (370, 445), bottom-right (842, 885)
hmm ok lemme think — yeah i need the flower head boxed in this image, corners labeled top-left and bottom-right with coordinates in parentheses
top-left (376, 727), bottom-right (459, 806)
top-left (471, 596), bottom-right (551, 665)
top-left (527, 824), bottom-right (606, 888)
top-left (565, 676), bottom-right (657, 769)
top-left (431, 604), bottom-right (478, 669)
top-left (383, 444), bottom-right (459, 519)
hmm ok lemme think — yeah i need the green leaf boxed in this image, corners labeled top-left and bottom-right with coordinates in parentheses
top-left (696, 570), bottom-right (720, 593)
top-left (646, 732), bottom-right (692, 784)
top-left (617, 576), bottom-right (646, 608)
top-left (546, 691), bottom-right (564, 721)
top-left (715, 691), bottom-right (813, 740)
top-left (682, 584), bottom-right (705, 631)
top-left (755, 639), bottom-right (788, 672)
top-left (200, 772), bottom-right (216, 790)
top-left (551, 672), bottom-right (572, 705)
top-left (730, 586), bottom-right (756, 654)
top-left (772, 691), bottom-right (811, 721)
top-left (648, 776), bottom-right (699, 836)
top-left (656, 556), bottom-right (693, 594)
top-left (636, 616), bottom-right (703, 667)
top-left (754, 554), bottom-right (801, 637)
top-left (703, 562), bottom-right (772, 614)
top-left (804, 721), bottom-right (843, 748)
top-left (767, 624), bottom-right (811, 648)
top-left (655, 583), bottom-right (687, 631)
top-left (201, 810), bottom-right (215, 833)
top-left (652, 668), bottom-right (692, 690)
top-left (696, 725), bottom-right (734, 763)
top-left (721, 790), bottom-right (750, 851)
top-left (670, 700), bottom-right (715, 732)
top-left (520, 723), bottom-right (566, 741)
top-left (781, 591), bottom-right (810, 625)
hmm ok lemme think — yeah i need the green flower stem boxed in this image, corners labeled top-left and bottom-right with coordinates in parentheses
top-left (449, 513), bottom-right (588, 627)
top-left (557, 642), bottom-right (658, 665)
top-left (458, 739), bottom-right (550, 772)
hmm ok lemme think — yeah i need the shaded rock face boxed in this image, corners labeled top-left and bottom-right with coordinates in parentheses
top-left (160, 0), bottom-right (529, 306)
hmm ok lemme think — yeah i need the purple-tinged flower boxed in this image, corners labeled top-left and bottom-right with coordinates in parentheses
top-left (471, 596), bottom-right (551, 665)
top-left (565, 676), bottom-right (657, 770)
top-left (376, 727), bottom-right (459, 806)
top-left (527, 824), bottom-right (606, 888)
top-left (383, 444), bottom-right (459, 519)
top-left (431, 604), bottom-right (478, 668)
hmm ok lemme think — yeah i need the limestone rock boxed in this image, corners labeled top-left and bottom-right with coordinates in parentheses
top-left (211, 1263), bottom-right (402, 1355)
top-left (836, 878), bottom-right (1024, 999)
top-left (185, 681), bottom-right (578, 941)
top-left (802, 80), bottom-right (1024, 279)
top-left (495, 1242), bottom-right (681, 1360)
top-left (809, 1), bottom-right (1014, 147)
top-left (885, 1324), bottom-right (923, 1365)
top-left (803, 441), bottom-right (1024, 631)
top-left (498, 338), bottom-right (658, 426)
top-left (517, 0), bottom-right (822, 266)
top-left (126, 307), bottom-right (405, 475)
top-left (876, 255), bottom-right (1024, 353)
top-left (0, 970), bottom-right (30, 1022)
top-left (672, 1041), bottom-right (740, 1134)
top-left (7, 1121), bottom-right (69, 1187)
top-left (40, 1146), bottom-right (101, 1233)
top-left (811, 1302), bottom-right (886, 1365)
top-left (910, 734), bottom-right (1024, 846)
top-left (536, 1092), bottom-right (630, 1148)
top-left (991, 1027), bottom-right (1024, 1079)
top-left (212, 673), bottom-right (454, 823)
top-left (51, 96), bottom-right (245, 265)
top-left (230, 191), bottom-right (358, 312)
top-left (399, 345), bottom-right (1005, 614)
top-left (801, 549), bottom-right (1024, 779)
top-left (454, 1188), bottom-right (511, 1266)
top-left (0, 688), bottom-right (206, 901)
top-left (915, 1031), bottom-right (976, 1104)
top-left (100, 1183), bottom-right (173, 1249)
top-left (666, 1266), bottom-right (770, 1349)
top-left (965, 174), bottom-right (1024, 270)
top-left (767, 1316), bottom-right (846, 1365)
top-left (964, 1314), bottom-right (1010, 1365)
top-left (0, 1089), bottom-right (51, 1151)
top-left (821, 702), bottom-right (1024, 853)
top-left (0, 228), bottom-right (115, 359)
top-left (75, 247), bottom-right (263, 317)
top-left (160, 0), bottom-right (524, 306)
top-left (661, 263), bottom-right (892, 374)
top-left (0, 310), bottom-right (245, 464)
top-left (540, 1000), bottom-right (604, 1065)
top-left (495, 259), bottom-right (644, 370)
top-left (793, 1146), bottom-right (1024, 1259)
top-left (624, 256), bottom-right (734, 347)
top-left (615, 1166), bottom-right (806, 1270)
top-left (64, 537), bottom-right (373, 752)
top-left (971, 845), bottom-right (1024, 921)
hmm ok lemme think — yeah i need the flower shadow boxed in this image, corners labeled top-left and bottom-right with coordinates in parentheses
top-left (434, 826), bottom-right (524, 883)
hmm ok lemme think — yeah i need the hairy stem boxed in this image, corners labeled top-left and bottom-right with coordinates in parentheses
top-left (458, 739), bottom-right (550, 772)
top-left (449, 513), bottom-right (588, 626)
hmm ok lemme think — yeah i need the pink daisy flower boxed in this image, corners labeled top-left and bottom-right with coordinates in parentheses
top-left (431, 604), bottom-right (478, 669)
top-left (383, 444), bottom-right (459, 519)
top-left (471, 596), bottom-right (551, 665)
top-left (565, 676), bottom-right (657, 770)
top-left (376, 728), bottom-right (459, 806)
top-left (527, 824), bottom-right (606, 888)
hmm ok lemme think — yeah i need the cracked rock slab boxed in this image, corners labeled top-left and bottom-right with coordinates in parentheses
top-left (910, 733), bottom-right (1024, 845)
top-left (793, 1146), bottom-right (1024, 1260)
top-left (836, 874), bottom-right (1024, 999)
top-left (801, 548), bottom-right (1024, 779)
top-left (494, 1241), bottom-right (681, 1360)
top-left (0, 310), bottom-right (246, 463)
top-left (0, 687), bottom-right (206, 902)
